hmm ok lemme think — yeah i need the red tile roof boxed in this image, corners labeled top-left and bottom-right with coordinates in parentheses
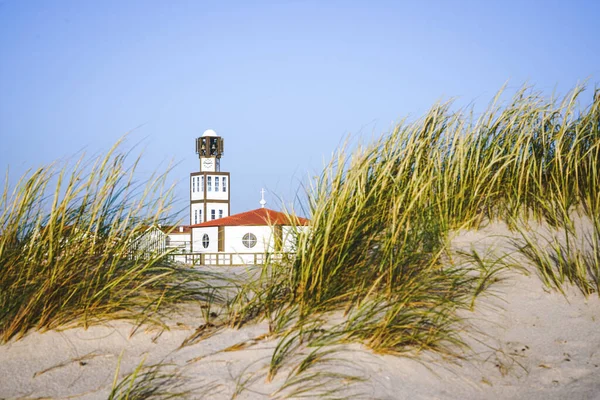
top-left (189, 208), bottom-right (309, 228)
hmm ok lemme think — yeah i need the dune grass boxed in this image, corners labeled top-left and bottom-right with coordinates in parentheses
top-left (1, 84), bottom-right (598, 397)
top-left (109, 357), bottom-right (189, 400)
top-left (226, 85), bottom-right (600, 385)
top-left (0, 140), bottom-right (217, 342)
top-left (108, 354), bottom-right (223, 400)
top-left (515, 211), bottom-right (600, 297)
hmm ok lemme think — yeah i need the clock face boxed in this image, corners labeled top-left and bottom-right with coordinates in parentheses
top-left (202, 158), bottom-right (215, 171)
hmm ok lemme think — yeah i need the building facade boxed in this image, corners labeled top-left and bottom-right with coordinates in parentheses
top-left (189, 207), bottom-right (309, 264)
top-left (161, 128), bottom-right (310, 265)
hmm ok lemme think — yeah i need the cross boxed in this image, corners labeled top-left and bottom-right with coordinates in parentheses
top-left (260, 188), bottom-right (267, 208)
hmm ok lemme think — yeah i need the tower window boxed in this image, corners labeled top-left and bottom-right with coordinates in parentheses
top-left (192, 177), bottom-right (196, 193)
top-left (218, 210), bottom-right (223, 219)
top-left (223, 177), bottom-right (227, 192)
top-left (202, 233), bottom-right (209, 248)
top-left (242, 233), bottom-right (257, 248)
top-left (201, 176), bottom-right (204, 192)
top-left (207, 176), bottom-right (212, 192)
top-left (211, 209), bottom-right (216, 220)
top-left (199, 209), bottom-right (202, 223)
top-left (215, 177), bottom-right (219, 192)
top-left (194, 210), bottom-right (198, 224)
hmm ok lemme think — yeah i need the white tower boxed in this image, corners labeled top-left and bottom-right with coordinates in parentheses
top-left (190, 129), bottom-right (231, 225)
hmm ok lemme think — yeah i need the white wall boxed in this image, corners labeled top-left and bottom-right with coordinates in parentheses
top-left (205, 202), bottom-right (229, 220)
top-left (282, 226), bottom-right (308, 252)
top-left (191, 224), bottom-right (306, 254)
top-left (190, 175), bottom-right (204, 201)
top-left (190, 174), bottom-right (229, 202)
top-left (166, 233), bottom-right (191, 252)
top-left (191, 226), bottom-right (218, 252)
top-left (205, 174), bottom-right (229, 201)
top-left (224, 226), bottom-right (274, 253)
top-left (190, 203), bottom-right (205, 225)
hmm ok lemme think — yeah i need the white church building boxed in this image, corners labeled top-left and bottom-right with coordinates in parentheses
top-left (165, 129), bottom-right (308, 265)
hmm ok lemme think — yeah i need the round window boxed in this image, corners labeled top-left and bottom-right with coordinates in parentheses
top-left (242, 233), bottom-right (257, 248)
top-left (202, 233), bottom-right (209, 248)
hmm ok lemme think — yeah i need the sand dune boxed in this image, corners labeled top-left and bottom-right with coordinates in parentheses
top-left (1, 223), bottom-right (599, 399)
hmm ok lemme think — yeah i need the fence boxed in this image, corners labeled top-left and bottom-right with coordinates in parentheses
top-left (170, 252), bottom-right (295, 266)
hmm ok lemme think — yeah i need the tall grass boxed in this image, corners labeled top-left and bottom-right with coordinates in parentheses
top-left (515, 211), bottom-right (600, 297)
top-left (290, 84), bottom-right (599, 310)
top-left (228, 85), bottom-right (600, 380)
top-left (0, 140), bottom-right (215, 342)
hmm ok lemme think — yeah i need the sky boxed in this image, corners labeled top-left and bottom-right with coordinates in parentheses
top-left (1, 0), bottom-right (599, 221)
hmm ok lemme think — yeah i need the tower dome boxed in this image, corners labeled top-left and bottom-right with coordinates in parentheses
top-left (202, 129), bottom-right (218, 137)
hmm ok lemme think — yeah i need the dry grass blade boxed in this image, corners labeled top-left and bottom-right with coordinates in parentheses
top-left (108, 355), bottom-right (218, 399)
top-left (0, 139), bottom-right (218, 342)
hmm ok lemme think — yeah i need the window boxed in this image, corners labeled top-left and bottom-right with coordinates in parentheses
top-left (192, 177), bottom-right (196, 193)
top-left (218, 210), bottom-right (223, 219)
top-left (199, 209), bottom-right (202, 223)
top-left (211, 209), bottom-right (216, 220)
top-left (215, 177), bottom-right (219, 192)
top-left (202, 233), bottom-right (209, 248)
top-left (222, 177), bottom-right (227, 192)
top-left (194, 210), bottom-right (198, 224)
top-left (242, 233), bottom-right (257, 248)
top-left (207, 176), bottom-right (212, 192)
top-left (201, 176), bottom-right (204, 192)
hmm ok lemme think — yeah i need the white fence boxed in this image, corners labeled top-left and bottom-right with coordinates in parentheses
top-left (170, 252), bottom-right (295, 266)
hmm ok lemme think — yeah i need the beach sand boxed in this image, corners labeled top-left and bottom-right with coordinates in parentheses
top-left (1, 222), bottom-right (599, 399)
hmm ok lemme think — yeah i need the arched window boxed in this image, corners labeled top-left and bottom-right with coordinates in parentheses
top-left (202, 234), bottom-right (209, 248)
top-left (242, 233), bottom-right (257, 248)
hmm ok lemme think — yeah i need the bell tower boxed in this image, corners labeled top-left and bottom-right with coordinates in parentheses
top-left (190, 129), bottom-right (231, 225)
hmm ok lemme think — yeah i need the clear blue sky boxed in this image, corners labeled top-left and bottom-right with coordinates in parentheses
top-left (1, 0), bottom-right (599, 219)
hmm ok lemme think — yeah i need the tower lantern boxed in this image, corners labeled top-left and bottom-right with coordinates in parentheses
top-left (196, 129), bottom-right (224, 172)
top-left (190, 129), bottom-right (230, 225)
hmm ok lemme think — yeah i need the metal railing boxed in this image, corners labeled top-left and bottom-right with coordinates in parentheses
top-left (169, 252), bottom-right (295, 266)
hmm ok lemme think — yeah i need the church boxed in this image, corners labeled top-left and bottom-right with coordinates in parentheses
top-left (164, 129), bottom-right (308, 265)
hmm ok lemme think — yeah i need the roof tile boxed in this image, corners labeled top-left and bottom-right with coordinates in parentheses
top-left (190, 208), bottom-right (309, 228)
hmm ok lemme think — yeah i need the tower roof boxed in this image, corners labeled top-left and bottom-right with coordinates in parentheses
top-left (189, 208), bottom-right (309, 228)
top-left (202, 129), bottom-right (218, 137)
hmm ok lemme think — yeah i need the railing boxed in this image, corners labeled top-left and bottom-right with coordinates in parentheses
top-left (169, 252), bottom-right (295, 266)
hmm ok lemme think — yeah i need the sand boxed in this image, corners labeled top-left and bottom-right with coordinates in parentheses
top-left (1, 222), bottom-right (599, 399)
